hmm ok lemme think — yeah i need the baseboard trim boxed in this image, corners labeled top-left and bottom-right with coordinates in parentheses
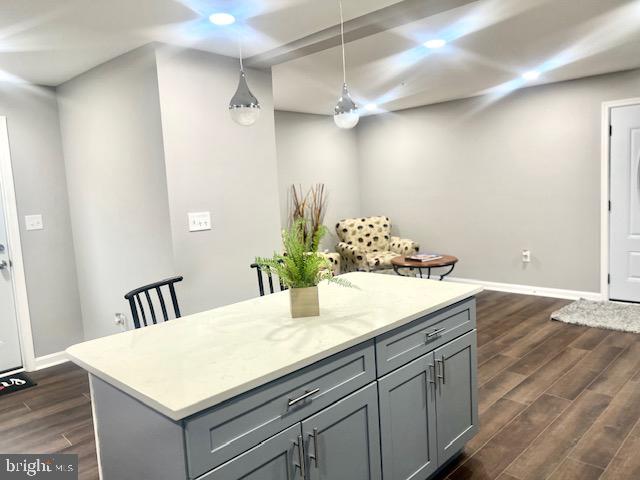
top-left (445, 276), bottom-right (603, 301)
top-left (0, 367), bottom-right (25, 377)
top-left (30, 351), bottom-right (69, 372)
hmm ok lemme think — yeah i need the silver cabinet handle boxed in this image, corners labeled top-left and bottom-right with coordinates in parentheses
top-left (293, 435), bottom-right (306, 478)
top-left (426, 328), bottom-right (447, 341)
top-left (436, 356), bottom-right (446, 384)
top-left (428, 363), bottom-right (437, 389)
top-left (442, 355), bottom-right (446, 384)
top-left (308, 427), bottom-right (320, 468)
top-left (0, 260), bottom-right (7, 270)
top-left (288, 388), bottom-right (320, 407)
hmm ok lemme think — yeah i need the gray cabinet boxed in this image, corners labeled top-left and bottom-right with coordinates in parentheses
top-left (186, 342), bottom-right (375, 477)
top-left (206, 383), bottom-right (382, 480)
top-left (302, 383), bottom-right (381, 480)
top-left (378, 330), bottom-right (478, 479)
top-left (434, 330), bottom-right (478, 464)
top-left (378, 353), bottom-right (438, 480)
top-left (200, 424), bottom-right (304, 480)
top-left (375, 299), bottom-right (475, 376)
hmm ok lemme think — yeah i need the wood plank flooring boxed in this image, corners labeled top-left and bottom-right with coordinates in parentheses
top-left (0, 290), bottom-right (638, 480)
top-left (442, 291), bottom-right (640, 480)
top-left (0, 361), bottom-right (98, 479)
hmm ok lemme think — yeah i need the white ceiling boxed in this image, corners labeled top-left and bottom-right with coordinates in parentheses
top-left (1, 0), bottom-right (640, 113)
top-left (0, 0), bottom-right (400, 85)
top-left (273, 0), bottom-right (640, 114)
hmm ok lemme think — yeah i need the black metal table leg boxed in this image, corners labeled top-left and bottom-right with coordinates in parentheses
top-left (439, 263), bottom-right (456, 280)
top-left (394, 264), bottom-right (413, 277)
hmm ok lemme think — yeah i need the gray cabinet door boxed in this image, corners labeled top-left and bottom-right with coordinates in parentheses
top-left (200, 424), bottom-right (304, 480)
top-left (378, 352), bottom-right (438, 480)
top-left (302, 383), bottom-right (382, 480)
top-left (434, 330), bottom-right (478, 465)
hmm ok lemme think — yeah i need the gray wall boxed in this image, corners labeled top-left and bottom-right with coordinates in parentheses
top-left (274, 111), bottom-right (360, 249)
top-left (356, 68), bottom-right (640, 293)
top-left (0, 83), bottom-right (84, 356)
top-left (155, 47), bottom-right (282, 314)
top-left (57, 46), bottom-right (176, 340)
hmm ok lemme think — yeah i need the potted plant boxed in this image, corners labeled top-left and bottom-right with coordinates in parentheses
top-left (256, 219), bottom-right (354, 318)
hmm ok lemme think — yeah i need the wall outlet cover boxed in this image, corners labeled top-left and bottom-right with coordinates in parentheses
top-left (114, 313), bottom-right (127, 325)
top-left (188, 211), bottom-right (212, 232)
top-left (25, 214), bottom-right (44, 231)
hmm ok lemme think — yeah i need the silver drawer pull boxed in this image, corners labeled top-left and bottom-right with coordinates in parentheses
top-left (436, 356), bottom-right (446, 384)
top-left (309, 427), bottom-right (320, 468)
top-left (288, 388), bottom-right (320, 407)
top-left (426, 328), bottom-right (447, 340)
top-left (428, 363), bottom-right (437, 388)
top-left (293, 435), bottom-right (306, 477)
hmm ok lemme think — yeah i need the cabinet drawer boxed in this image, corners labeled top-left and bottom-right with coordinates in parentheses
top-left (375, 299), bottom-right (475, 376)
top-left (185, 341), bottom-right (375, 478)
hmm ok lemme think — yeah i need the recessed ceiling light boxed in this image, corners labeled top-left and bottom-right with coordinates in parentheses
top-left (209, 12), bottom-right (236, 25)
top-left (521, 70), bottom-right (540, 81)
top-left (364, 103), bottom-right (378, 112)
top-left (423, 39), bottom-right (446, 49)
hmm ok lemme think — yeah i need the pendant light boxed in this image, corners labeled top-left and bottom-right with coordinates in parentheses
top-left (229, 43), bottom-right (261, 126)
top-left (334, 0), bottom-right (359, 129)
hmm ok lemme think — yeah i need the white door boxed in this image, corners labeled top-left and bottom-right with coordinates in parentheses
top-left (610, 104), bottom-right (640, 302)
top-left (0, 129), bottom-right (22, 372)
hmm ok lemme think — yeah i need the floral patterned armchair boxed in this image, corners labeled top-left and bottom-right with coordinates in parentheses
top-left (335, 216), bottom-right (419, 272)
top-left (318, 252), bottom-right (341, 276)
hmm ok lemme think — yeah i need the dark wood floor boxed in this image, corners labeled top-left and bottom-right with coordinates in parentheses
top-left (0, 360), bottom-right (98, 479)
top-left (1, 291), bottom-right (639, 480)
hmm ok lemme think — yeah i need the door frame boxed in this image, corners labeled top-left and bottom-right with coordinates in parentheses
top-left (600, 97), bottom-right (640, 301)
top-left (0, 116), bottom-right (36, 372)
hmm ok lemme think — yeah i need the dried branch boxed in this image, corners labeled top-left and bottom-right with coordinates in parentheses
top-left (287, 183), bottom-right (328, 247)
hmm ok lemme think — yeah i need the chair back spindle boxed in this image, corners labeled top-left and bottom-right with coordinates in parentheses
top-left (124, 276), bottom-right (183, 329)
top-left (250, 264), bottom-right (287, 296)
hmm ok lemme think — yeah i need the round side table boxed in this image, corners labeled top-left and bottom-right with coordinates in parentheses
top-left (391, 255), bottom-right (458, 280)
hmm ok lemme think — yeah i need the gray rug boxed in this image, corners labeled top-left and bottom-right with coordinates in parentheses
top-left (551, 298), bottom-right (640, 334)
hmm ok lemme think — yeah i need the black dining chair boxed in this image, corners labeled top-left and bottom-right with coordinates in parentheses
top-left (250, 264), bottom-right (287, 296)
top-left (124, 276), bottom-right (183, 329)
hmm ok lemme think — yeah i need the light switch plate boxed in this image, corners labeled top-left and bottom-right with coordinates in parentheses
top-left (25, 214), bottom-right (44, 231)
top-left (188, 212), bottom-right (211, 232)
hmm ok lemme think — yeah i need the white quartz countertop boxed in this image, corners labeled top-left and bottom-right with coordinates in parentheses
top-left (67, 272), bottom-right (481, 421)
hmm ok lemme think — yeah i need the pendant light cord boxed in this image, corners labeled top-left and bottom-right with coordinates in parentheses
top-left (239, 41), bottom-right (244, 71)
top-left (339, 0), bottom-right (346, 84)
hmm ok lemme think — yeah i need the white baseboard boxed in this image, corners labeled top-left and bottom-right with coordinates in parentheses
top-left (30, 351), bottom-right (69, 371)
top-left (445, 276), bottom-right (603, 301)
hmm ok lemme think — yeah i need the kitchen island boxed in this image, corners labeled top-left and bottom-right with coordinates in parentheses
top-left (67, 272), bottom-right (482, 480)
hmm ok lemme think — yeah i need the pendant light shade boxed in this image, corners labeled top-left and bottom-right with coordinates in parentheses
top-left (229, 70), bottom-right (261, 126)
top-left (229, 43), bottom-right (260, 127)
top-left (334, 83), bottom-right (359, 129)
top-left (333, 0), bottom-right (359, 129)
